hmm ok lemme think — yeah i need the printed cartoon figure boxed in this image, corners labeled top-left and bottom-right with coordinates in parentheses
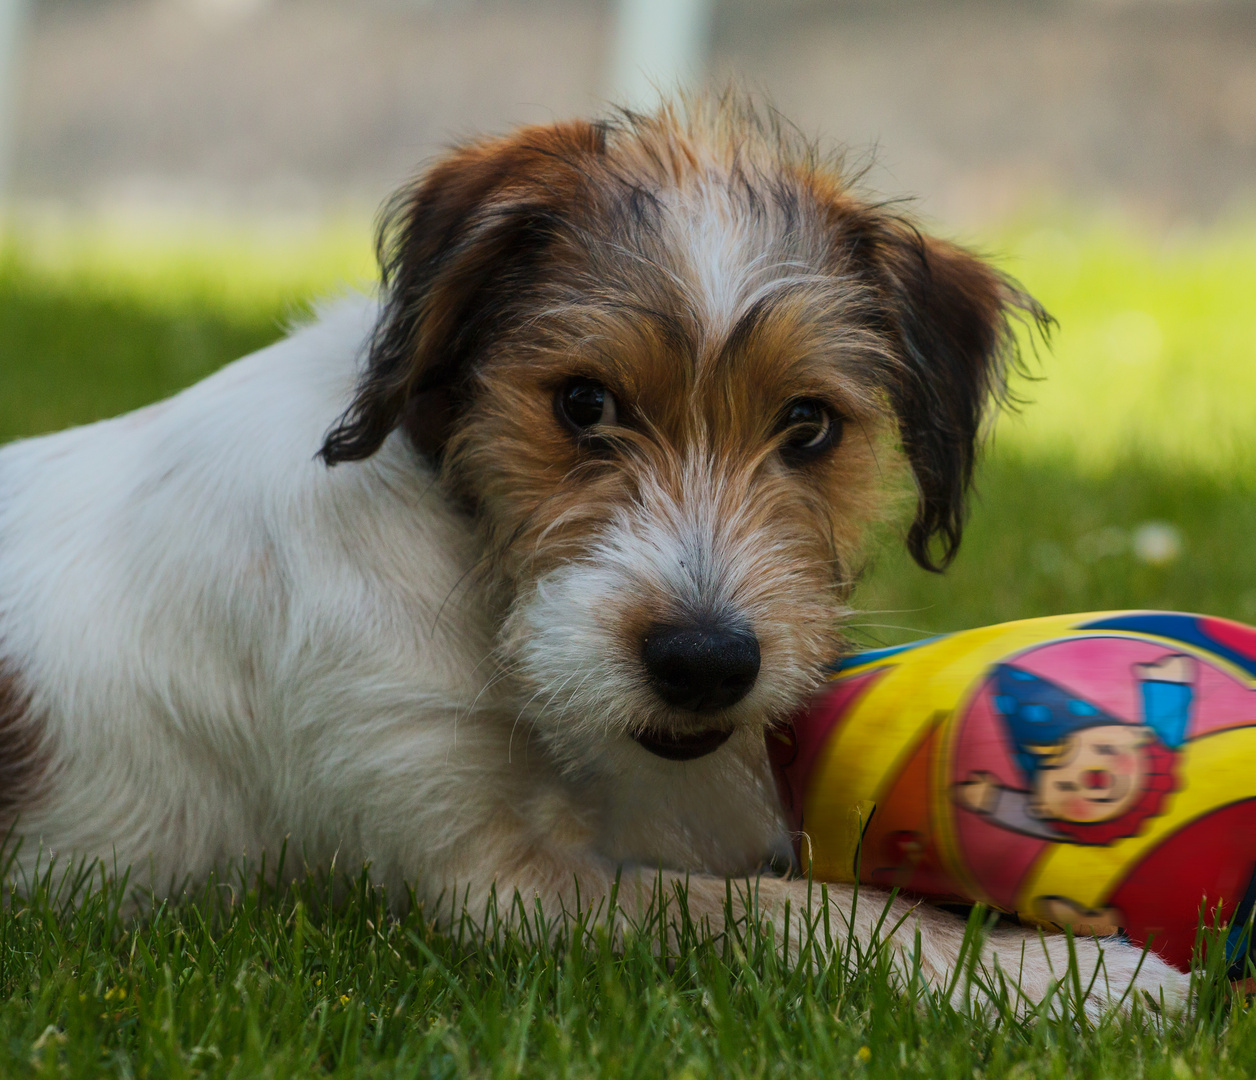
top-left (953, 654), bottom-right (1195, 845)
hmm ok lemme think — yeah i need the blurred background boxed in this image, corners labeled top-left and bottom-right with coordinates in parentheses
top-left (5, 0), bottom-right (1256, 223)
top-left (1, 0), bottom-right (1255, 640)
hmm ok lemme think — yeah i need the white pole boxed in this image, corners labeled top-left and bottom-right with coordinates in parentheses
top-left (0, 0), bottom-right (29, 202)
top-left (609, 0), bottom-right (714, 112)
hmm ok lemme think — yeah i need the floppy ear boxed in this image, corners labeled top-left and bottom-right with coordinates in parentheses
top-left (319, 120), bottom-right (606, 465)
top-left (852, 218), bottom-right (1049, 571)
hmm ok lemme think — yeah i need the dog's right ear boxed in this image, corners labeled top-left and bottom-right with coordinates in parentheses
top-left (831, 208), bottom-right (1048, 572)
top-left (319, 121), bottom-right (606, 465)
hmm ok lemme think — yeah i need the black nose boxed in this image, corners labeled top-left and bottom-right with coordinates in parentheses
top-left (641, 623), bottom-right (761, 712)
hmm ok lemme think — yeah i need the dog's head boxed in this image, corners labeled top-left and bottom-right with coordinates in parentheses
top-left (322, 98), bottom-right (1045, 773)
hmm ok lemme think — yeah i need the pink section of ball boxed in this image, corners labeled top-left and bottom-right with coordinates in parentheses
top-left (1009, 636), bottom-right (1256, 739)
top-left (948, 634), bottom-right (1256, 909)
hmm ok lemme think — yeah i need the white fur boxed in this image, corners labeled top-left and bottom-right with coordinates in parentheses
top-left (668, 176), bottom-right (815, 342)
top-left (0, 295), bottom-right (1190, 1017)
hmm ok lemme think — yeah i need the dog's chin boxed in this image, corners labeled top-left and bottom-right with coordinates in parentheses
top-left (632, 725), bottom-right (734, 762)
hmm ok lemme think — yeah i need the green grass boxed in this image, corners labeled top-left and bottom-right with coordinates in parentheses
top-left (2, 214), bottom-right (1256, 1077)
top-left (2, 860), bottom-right (1252, 1080)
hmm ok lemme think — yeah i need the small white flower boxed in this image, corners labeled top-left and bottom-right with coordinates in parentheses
top-left (1132, 521), bottom-right (1183, 566)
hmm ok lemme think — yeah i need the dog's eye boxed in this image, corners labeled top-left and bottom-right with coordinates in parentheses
top-left (556, 377), bottom-right (619, 435)
top-left (777, 398), bottom-right (842, 463)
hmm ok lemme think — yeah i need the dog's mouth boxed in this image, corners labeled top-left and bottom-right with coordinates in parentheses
top-left (632, 726), bottom-right (734, 761)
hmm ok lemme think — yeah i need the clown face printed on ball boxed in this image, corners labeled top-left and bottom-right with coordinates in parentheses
top-left (1027, 723), bottom-right (1153, 824)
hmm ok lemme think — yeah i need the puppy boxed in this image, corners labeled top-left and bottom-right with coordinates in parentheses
top-left (0, 97), bottom-right (1188, 1014)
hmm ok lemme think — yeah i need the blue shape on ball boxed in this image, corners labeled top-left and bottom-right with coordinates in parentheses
top-left (992, 664), bottom-right (1121, 779)
top-left (1082, 612), bottom-right (1256, 679)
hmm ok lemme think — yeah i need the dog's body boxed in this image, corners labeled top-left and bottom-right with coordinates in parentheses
top-left (0, 296), bottom-right (781, 898)
top-left (0, 99), bottom-right (1189, 1014)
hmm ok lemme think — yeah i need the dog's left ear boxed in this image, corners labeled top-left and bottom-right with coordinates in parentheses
top-left (847, 217), bottom-right (1049, 572)
top-left (320, 121), bottom-right (606, 465)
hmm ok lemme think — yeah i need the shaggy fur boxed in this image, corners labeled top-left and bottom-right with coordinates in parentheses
top-left (0, 97), bottom-right (1188, 1016)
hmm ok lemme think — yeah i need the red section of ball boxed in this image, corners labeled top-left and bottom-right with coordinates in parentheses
top-left (1107, 799), bottom-right (1256, 971)
top-left (1202, 617), bottom-right (1256, 663)
top-left (770, 669), bottom-right (886, 836)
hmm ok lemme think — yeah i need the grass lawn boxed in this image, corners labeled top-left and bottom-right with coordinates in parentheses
top-left (2, 213), bottom-right (1255, 1077)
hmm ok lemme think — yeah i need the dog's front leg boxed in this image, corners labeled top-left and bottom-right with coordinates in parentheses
top-left (437, 856), bottom-right (1190, 1020)
top-left (391, 762), bottom-right (1190, 1018)
top-left (673, 874), bottom-right (1192, 1020)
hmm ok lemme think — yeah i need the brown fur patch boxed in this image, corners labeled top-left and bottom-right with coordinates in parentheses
top-left (0, 663), bottom-right (47, 829)
top-left (320, 119), bottom-right (609, 466)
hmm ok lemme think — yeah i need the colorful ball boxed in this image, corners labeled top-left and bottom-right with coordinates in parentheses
top-left (769, 611), bottom-right (1256, 972)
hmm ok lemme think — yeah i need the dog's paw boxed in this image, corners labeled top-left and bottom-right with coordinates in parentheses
top-left (1066, 935), bottom-right (1191, 1021)
top-left (976, 927), bottom-right (1191, 1020)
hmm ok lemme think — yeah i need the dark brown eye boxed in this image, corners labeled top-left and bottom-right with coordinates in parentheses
top-left (556, 377), bottom-right (619, 435)
top-left (777, 398), bottom-right (842, 463)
